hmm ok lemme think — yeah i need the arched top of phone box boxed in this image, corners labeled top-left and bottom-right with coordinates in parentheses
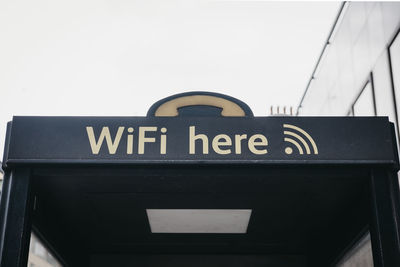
top-left (147, 91), bottom-right (254, 117)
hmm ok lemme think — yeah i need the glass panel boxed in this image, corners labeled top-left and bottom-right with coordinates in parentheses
top-left (0, 170), bottom-right (3, 192)
top-left (373, 51), bottom-right (397, 130)
top-left (390, 32), bottom-right (400, 128)
top-left (0, 168), bottom-right (3, 198)
top-left (336, 233), bottom-right (373, 267)
top-left (353, 82), bottom-right (375, 116)
top-left (347, 108), bottom-right (354, 116)
top-left (27, 233), bottom-right (63, 267)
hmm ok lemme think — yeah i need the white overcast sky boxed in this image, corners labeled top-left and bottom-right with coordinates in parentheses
top-left (0, 0), bottom-right (341, 159)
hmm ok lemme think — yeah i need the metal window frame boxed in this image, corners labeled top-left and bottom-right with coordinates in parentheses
top-left (297, 2), bottom-right (348, 115)
top-left (351, 73), bottom-right (377, 116)
top-left (388, 28), bottom-right (400, 143)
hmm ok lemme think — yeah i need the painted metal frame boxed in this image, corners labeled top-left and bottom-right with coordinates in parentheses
top-left (0, 112), bottom-right (400, 266)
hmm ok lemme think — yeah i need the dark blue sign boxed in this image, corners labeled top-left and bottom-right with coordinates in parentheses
top-left (2, 116), bottom-right (398, 166)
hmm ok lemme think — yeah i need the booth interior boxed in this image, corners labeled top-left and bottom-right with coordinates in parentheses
top-left (31, 164), bottom-right (374, 267)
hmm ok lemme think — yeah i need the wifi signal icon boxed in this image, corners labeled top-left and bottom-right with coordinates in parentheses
top-left (283, 124), bottom-right (318, 155)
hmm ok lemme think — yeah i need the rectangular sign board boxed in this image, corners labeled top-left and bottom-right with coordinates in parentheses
top-left (2, 116), bottom-right (399, 166)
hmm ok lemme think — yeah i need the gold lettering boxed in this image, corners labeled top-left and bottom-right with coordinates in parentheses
top-left (189, 126), bottom-right (209, 154)
top-left (160, 127), bottom-right (167, 154)
top-left (86, 126), bottom-right (124, 154)
top-left (127, 127), bottom-right (134, 154)
top-left (234, 134), bottom-right (247, 154)
top-left (138, 127), bottom-right (157, 154)
top-left (248, 134), bottom-right (268, 155)
top-left (212, 134), bottom-right (232, 155)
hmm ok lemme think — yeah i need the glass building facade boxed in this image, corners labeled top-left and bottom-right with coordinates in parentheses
top-left (298, 2), bottom-right (400, 266)
top-left (299, 2), bottom-right (400, 120)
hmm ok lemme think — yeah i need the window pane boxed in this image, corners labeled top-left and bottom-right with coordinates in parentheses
top-left (390, 32), bottom-right (400, 128)
top-left (28, 233), bottom-right (63, 267)
top-left (336, 233), bottom-right (373, 267)
top-left (373, 50), bottom-right (399, 145)
top-left (353, 82), bottom-right (375, 116)
top-left (373, 51), bottom-right (397, 123)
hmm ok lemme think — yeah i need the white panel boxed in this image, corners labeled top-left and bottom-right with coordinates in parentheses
top-left (367, 4), bottom-right (385, 61)
top-left (391, 32), bottom-right (400, 129)
top-left (347, 2), bottom-right (367, 44)
top-left (146, 209), bottom-right (251, 233)
top-left (381, 2), bottom-right (400, 43)
top-left (353, 26), bottom-right (371, 88)
top-left (336, 234), bottom-right (373, 267)
top-left (373, 51), bottom-right (397, 125)
top-left (353, 82), bottom-right (375, 116)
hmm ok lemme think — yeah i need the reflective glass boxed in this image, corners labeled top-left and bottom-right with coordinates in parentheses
top-left (381, 2), bottom-right (400, 43)
top-left (336, 234), bottom-right (373, 267)
top-left (373, 51), bottom-right (397, 125)
top-left (390, 32), bottom-right (400, 128)
top-left (353, 82), bottom-right (375, 116)
top-left (28, 233), bottom-right (63, 267)
top-left (352, 27), bottom-right (372, 88)
top-left (367, 4), bottom-right (385, 61)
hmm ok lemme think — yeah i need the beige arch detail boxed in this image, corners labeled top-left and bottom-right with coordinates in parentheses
top-left (284, 131), bottom-right (311, 154)
top-left (154, 95), bottom-right (246, 117)
top-left (284, 137), bottom-right (304, 154)
top-left (283, 124), bottom-right (318, 154)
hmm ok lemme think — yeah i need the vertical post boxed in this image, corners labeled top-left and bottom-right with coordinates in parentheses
top-left (0, 168), bottom-right (33, 267)
top-left (369, 168), bottom-right (400, 267)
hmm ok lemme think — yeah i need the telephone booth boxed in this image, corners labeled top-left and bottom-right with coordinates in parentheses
top-left (1, 92), bottom-right (400, 267)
